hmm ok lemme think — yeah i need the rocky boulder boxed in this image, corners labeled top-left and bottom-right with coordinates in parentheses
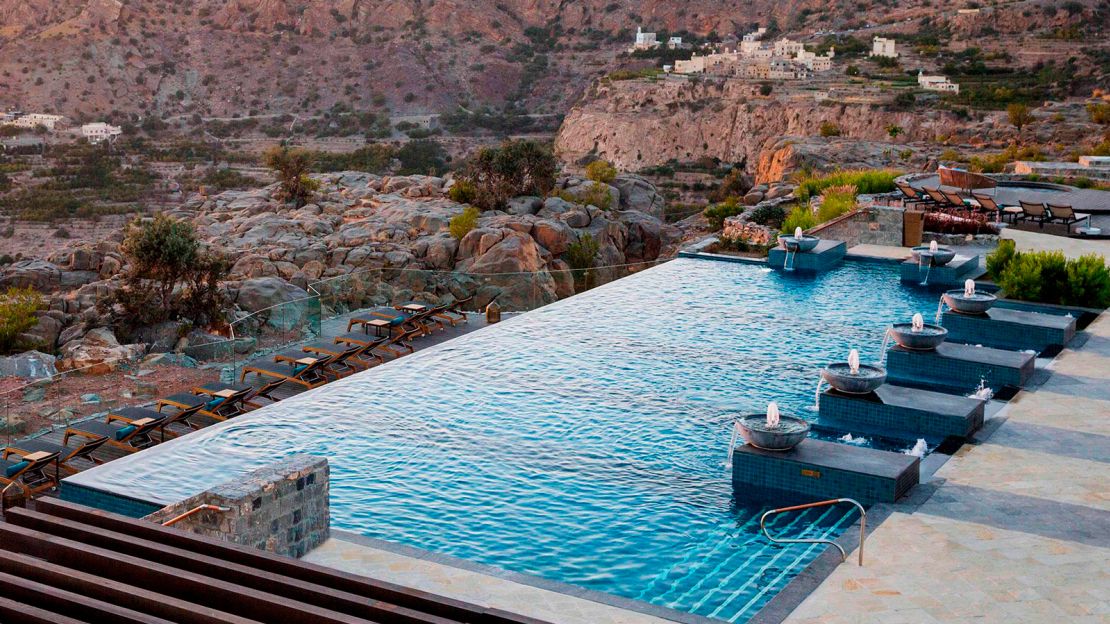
top-left (0, 260), bottom-right (62, 292)
top-left (234, 277), bottom-right (316, 330)
top-left (57, 328), bottom-right (146, 373)
top-left (0, 351), bottom-right (57, 379)
top-left (612, 174), bottom-right (666, 219)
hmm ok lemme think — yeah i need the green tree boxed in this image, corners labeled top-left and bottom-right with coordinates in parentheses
top-left (1007, 103), bottom-right (1035, 132)
top-left (264, 146), bottom-right (319, 207)
top-left (886, 125), bottom-right (904, 140)
top-left (102, 214), bottom-right (228, 334)
top-left (0, 286), bottom-right (45, 354)
top-left (396, 139), bottom-right (448, 175)
top-left (565, 233), bottom-right (600, 291)
top-left (456, 140), bottom-right (557, 211)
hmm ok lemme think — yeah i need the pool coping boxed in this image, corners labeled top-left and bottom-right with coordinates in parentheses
top-left (325, 529), bottom-right (719, 624)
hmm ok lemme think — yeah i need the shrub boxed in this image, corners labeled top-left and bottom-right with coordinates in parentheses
top-left (263, 146), bottom-right (319, 207)
top-left (997, 253), bottom-right (1045, 302)
top-left (704, 199), bottom-right (744, 230)
top-left (0, 286), bottom-right (45, 354)
top-left (585, 160), bottom-right (617, 184)
top-left (794, 169), bottom-right (900, 201)
top-left (560, 182), bottom-right (612, 210)
top-left (1007, 103), bottom-right (1034, 131)
top-left (448, 179), bottom-right (477, 204)
top-left (1064, 255), bottom-right (1110, 307)
top-left (449, 207), bottom-right (479, 241)
top-left (566, 233), bottom-right (600, 290)
top-left (782, 205), bottom-right (817, 234)
top-left (709, 168), bottom-right (752, 202)
top-left (1086, 102), bottom-right (1110, 125)
top-left (986, 239), bottom-right (1017, 278)
top-left (819, 121), bottom-right (842, 137)
top-left (748, 203), bottom-right (786, 228)
top-left (455, 140), bottom-right (557, 211)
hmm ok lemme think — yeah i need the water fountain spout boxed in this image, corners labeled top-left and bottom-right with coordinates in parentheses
top-left (766, 401), bottom-right (780, 428)
top-left (848, 349), bottom-right (860, 375)
top-left (911, 313), bottom-right (925, 333)
top-left (964, 278), bottom-right (976, 298)
top-left (794, 226), bottom-right (804, 239)
top-left (929, 240), bottom-right (939, 253)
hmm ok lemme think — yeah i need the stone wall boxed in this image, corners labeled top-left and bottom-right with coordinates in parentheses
top-left (811, 205), bottom-right (905, 248)
top-left (145, 454), bottom-right (329, 558)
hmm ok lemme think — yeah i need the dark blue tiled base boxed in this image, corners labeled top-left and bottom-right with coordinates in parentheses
top-left (886, 342), bottom-right (1035, 394)
top-left (943, 308), bottom-right (1076, 353)
top-left (732, 439), bottom-right (920, 506)
top-left (819, 384), bottom-right (985, 440)
top-left (60, 480), bottom-right (165, 518)
top-left (900, 254), bottom-right (981, 287)
top-left (768, 240), bottom-right (846, 272)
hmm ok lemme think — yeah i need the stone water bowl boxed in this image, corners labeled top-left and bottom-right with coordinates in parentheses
top-left (736, 414), bottom-right (811, 451)
top-left (911, 245), bottom-right (956, 267)
top-left (778, 234), bottom-right (820, 253)
top-left (942, 290), bottom-right (997, 315)
top-left (821, 362), bottom-right (887, 394)
top-left (889, 323), bottom-right (948, 350)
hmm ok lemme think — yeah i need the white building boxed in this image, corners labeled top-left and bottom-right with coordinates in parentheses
top-left (630, 27), bottom-right (660, 52)
top-left (667, 36), bottom-right (684, 49)
top-left (918, 71), bottom-right (960, 94)
top-left (773, 38), bottom-right (805, 57)
top-left (81, 122), bottom-right (123, 144)
top-left (7, 113), bottom-right (67, 131)
top-left (796, 48), bottom-right (835, 72)
top-left (871, 37), bottom-right (898, 58)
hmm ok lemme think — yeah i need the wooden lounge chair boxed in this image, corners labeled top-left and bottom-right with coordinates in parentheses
top-left (895, 181), bottom-right (934, 207)
top-left (1016, 201), bottom-right (1049, 228)
top-left (193, 380), bottom-right (285, 416)
top-left (154, 395), bottom-right (211, 433)
top-left (371, 328), bottom-right (422, 359)
top-left (375, 305), bottom-right (445, 337)
top-left (941, 189), bottom-right (971, 211)
top-left (240, 356), bottom-right (330, 390)
top-left (64, 412), bottom-right (167, 453)
top-left (1046, 204), bottom-right (1091, 233)
top-left (4, 436), bottom-right (109, 474)
top-left (301, 338), bottom-right (385, 371)
top-left (433, 296), bottom-right (473, 326)
top-left (0, 450), bottom-right (59, 497)
top-left (274, 341), bottom-right (364, 379)
top-left (972, 193), bottom-right (1015, 222)
top-left (922, 187), bottom-right (950, 210)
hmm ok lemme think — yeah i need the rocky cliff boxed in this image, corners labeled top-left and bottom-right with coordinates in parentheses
top-left (554, 78), bottom-right (961, 180)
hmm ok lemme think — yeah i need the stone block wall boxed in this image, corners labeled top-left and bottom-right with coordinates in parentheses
top-left (811, 205), bottom-right (905, 248)
top-left (145, 454), bottom-right (329, 558)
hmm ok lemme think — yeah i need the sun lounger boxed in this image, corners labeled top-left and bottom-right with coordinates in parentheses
top-left (1046, 204), bottom-right (1091, 233)
top-left (299, 338), bottom-right (382, 372)
top-left (155, 394), bottom-right (211, 433)
top-left (4, 437), bottom-right (108, 474)
top-left (895, 181), bottom-right (934, 207)
top-left (922, 187), bottom-right (950, 209)
top-left (1016, 201), bottom-right (1049, 228)
top-left (347, 311), bottom-right (407, 336)
top-left (273, 341), bottom-right (364, 379)
top-left (64, 412), bottom-right (167, 453)
top-left (193, 380), bottom-right (285, 415)
top-left (433, 296), bottom-right (473, 326)
top-left (0, 450), bottom-right (59, 497)
top-left (971, 193), bottom-right (1013, 222)
top-left (941, 189), bottom-right (971, 210)
top-left (377, 305), bottom-right (445, 337)
top-left (240, 357), bottom-right (330, 390)
top-left (373, 328), bottom-right (421, 359)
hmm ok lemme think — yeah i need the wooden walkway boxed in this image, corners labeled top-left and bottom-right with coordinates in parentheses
top-left (9, 308), bottom-right (505, 489)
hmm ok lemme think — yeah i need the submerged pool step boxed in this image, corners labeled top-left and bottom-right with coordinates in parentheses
top-left (732, 439), bottom-right (920, 506)
top-left (899, 253), bottom-right (982, 287)
top-left (942, 308), bottom-right (1076, 354)
top-left (886, 341), bottom-right (1035, 395)
top-left (819, 383), bottom-right (986, 441)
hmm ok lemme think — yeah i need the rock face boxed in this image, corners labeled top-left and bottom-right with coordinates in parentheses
top-left (554, 79), bottom-right (958, 176)
top-left (57, 327), bottom-right (145, 373)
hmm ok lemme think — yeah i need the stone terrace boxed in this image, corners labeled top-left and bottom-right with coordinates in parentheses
top-left (784, 314), bottom-right (1110, 623)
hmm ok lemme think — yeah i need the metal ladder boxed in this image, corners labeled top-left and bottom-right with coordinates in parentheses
top-left (760, 498), bottom-right (867, 566)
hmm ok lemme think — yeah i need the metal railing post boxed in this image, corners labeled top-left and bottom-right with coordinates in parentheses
top-left (760, 498), bottom-right (867, 566)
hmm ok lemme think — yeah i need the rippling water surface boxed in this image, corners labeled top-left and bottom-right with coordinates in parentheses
top-left (70, 259), bottom-right (939, 622)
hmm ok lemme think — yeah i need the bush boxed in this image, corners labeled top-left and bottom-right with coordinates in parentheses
top-left (560, 182), bottom-right (612, 210)
top-left (0, 286), bottom-right (45, 354)
top-left (819, 122), bottom-right (842, 137)
top-left (449, 207), bottom-right (480, 240)
top-left (794, 169), bottom-right (900, 201)
top-left (989, 241), bottom-right (1110, 308)
top-left (782, 205), bottom-right (817, 234)
top-left (455, 140), bottom-right (557, 211)
top-left (566, 234), bottom-right (600, 291)
top-left (585, 160), bottom-right (617, 184)
top-left (448, 179), bottom-right (477, 204)
top-left (1088, 102), bottom-right (1110, 125)
top-left (1064, 255), bottom-right (1110, 307)
top-left (704, 199), bottom-right (744, 230)
top-left (924, 212), bottom-right (997, 235)
top-left (748, 203), bottom-right (786, 228)
top-left (709, 168), bottom-right (752, 202)
top-left (986, 239), bottom-right (1017, 278)
top-left (263, 147), bottom-right (319, 207)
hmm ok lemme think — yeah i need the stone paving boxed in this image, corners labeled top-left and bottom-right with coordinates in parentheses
top-left (1003, 228), bottom-right (1110, 266)
top-left (784, 314), bottom-right (1110, 624)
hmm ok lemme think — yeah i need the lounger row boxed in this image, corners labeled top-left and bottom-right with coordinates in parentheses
top-left (897, 182), bottom-right (1091, 233)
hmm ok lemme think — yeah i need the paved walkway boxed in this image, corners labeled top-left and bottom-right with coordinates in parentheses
top-left (1003, 228), bottom-right (1110, 266)
top-left (784, 314), bottom-right (1110, 623)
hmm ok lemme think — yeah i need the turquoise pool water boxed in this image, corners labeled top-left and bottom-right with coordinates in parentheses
top-left (67, 258), bottom-right (939, 622)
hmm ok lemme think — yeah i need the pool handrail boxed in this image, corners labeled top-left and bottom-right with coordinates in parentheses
top-left (760, 497), bottom-right (867, 566)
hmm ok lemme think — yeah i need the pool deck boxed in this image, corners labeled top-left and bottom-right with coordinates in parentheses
top-left (304, 532), bottom-right (707, 624)
top-left (782, 313), bottom-right (1110, 624)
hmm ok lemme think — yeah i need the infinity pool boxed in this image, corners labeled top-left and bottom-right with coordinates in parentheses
top-left (68, 258), bottom-right (939, 622)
